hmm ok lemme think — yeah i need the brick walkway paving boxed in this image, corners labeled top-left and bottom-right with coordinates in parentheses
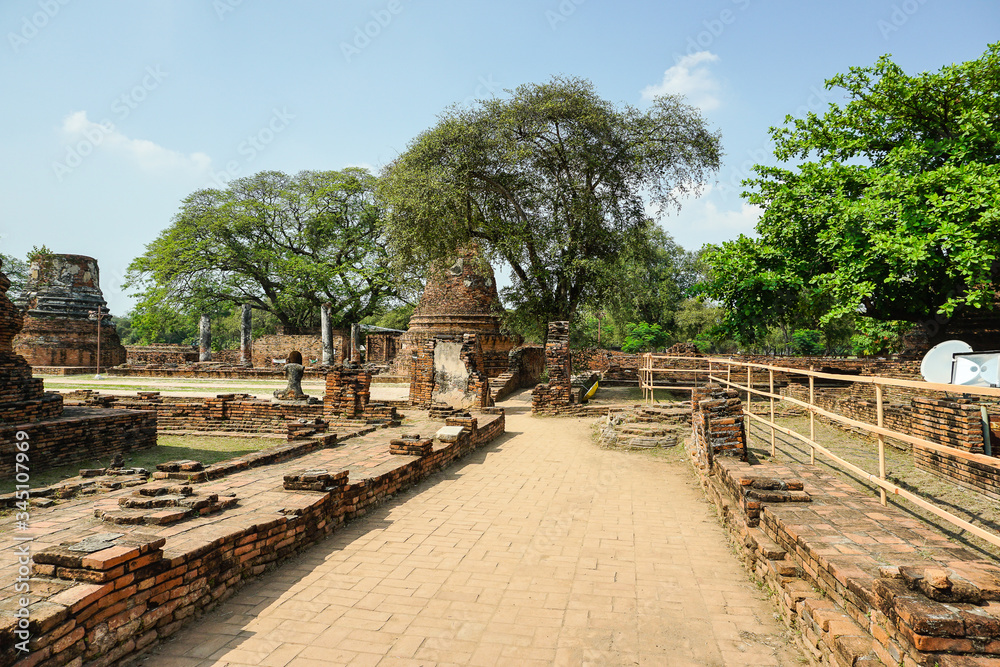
top-left (143, 394), bottom-right (802, 666)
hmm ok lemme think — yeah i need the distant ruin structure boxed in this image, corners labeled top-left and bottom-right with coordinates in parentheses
top-left (12, 253), bottom-right (126, 369)
top-left (0, 259), bottom-right (155, 475)
top-left (396, 245), bottom-right (521, 379)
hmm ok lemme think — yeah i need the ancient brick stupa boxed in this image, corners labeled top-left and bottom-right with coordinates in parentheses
top-left (0, 258), bottom-right (155, 474)
top-left (13, 253), bottom-right (126, 369)
top-left (395, 245), bottom-right (520, 378)
top-left (0, 260), bottom-right (64, 424)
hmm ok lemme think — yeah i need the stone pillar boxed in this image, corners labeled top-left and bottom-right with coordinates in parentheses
top-left (321, 303), bottom-right (334, 366)
top-left (240, 304), bottom-right (252, 365)
top-left (199, 314), bottom-right (212, 362)
top-left (351, 322), bottom-right (361, 364)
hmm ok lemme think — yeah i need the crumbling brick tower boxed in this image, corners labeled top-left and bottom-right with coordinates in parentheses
top-left (394, 244), bottom-right (520, 378)
top-left (0, 260), bottom-right (64, 424)
top-left (531, 321), bottom-right (573, 413)
top-left (12, 253), bottom-right (126, 369)
top-left (0, 259), bottom-right (156, 475)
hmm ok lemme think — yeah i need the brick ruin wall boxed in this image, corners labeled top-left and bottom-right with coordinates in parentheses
top-left (62, 392), bottom-right (324, 436)
top-left (365, 332), bottom-right (401, 364)
top-left (532, 322), bottom-right (574, 415)
top-left (407, 335), bottom-right (492, 409)
top-left (0, 408), bottom-right (156, 476)
top-left (125, 345), bottom-right (199, 366)
top-left (690, 383), bottom-right (747, 470)
top-left (14, 318), bottom-right (126, 368)
top-left (489, 344), bottom-right (545, 403)
top-left (393, 331), bottom-right (519, 379)
top-left (250, 332), bottom-right (349, 368)
top-left (7, 411), bottom-right (505, 667)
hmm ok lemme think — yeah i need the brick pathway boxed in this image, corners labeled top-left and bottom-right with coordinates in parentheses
top-left (143, 393), bottom-right (802, 666)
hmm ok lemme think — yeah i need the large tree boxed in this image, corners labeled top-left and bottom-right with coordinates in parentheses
top-left (126, 169), bottom-right (407, 329)
top-left (379, 76), bottom-right (722, 328)
top-left (704, 43), bottom-right (1000, 345)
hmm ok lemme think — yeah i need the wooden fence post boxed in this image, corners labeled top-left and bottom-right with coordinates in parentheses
top-left (877, 382), bottom-right (887, 506)
top-left (746, 365), bottom-right (752, 450)
top-left (809, 366), bottom-right (815, 465)
top-left (769, 368), bottom-right (776, 457)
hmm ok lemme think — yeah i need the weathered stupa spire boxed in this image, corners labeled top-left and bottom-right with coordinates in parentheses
top-left (12, 253), bottom-right (126, 369)
top-left (406, 244), bottom-right (504, 336)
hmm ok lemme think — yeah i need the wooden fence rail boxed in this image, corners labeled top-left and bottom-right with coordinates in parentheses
top-left (639, 354), bottom-right (1000, 549)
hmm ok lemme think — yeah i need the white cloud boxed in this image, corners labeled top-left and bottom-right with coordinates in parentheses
top-left (61, 111), bottom-right (211, 173)
top-left (641, 51), bottom-right (722, 111)
top-left (698, 199), bottom-right (761, 232)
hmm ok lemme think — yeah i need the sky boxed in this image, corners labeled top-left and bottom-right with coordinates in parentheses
top-left (1, 0), bottom-right (997, 317)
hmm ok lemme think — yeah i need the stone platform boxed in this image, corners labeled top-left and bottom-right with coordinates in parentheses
top-left (0, 408), bottom-right (504, 667)
top-left (701, 453), bottom-right (1000, 666)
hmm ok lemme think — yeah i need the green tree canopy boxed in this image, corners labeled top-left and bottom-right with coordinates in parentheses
top-left (703, 43), bottom-right (1000, 345)
top-left (379, 75), bottom-right (722, 329)
top-left (126, 169), bottom-right (410, 329)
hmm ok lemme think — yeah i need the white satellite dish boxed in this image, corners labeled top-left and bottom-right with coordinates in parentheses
top-left (920, 340), bottom-right (973, 384)
top-left (952, 351), bottom-right (1000, 388)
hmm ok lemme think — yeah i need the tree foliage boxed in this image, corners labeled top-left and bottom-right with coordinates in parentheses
top-left (126, 169), bottom-right (408, 329)
top-left (621, 322), bottom-right (670, 354)
top-left (379, 76), bottom-right (722, 328)
top-left (703, 43), bottom-right (1000, 345)
top-left (595, 222), bottom-right (702, 336)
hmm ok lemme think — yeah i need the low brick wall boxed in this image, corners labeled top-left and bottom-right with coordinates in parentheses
top-left (10, 411), bottom-right (505, 667)
top-left (0, 407), bottom-right (156, 476)
top-left (699, 453), bottom-right (1000, 667)
top-left (62, 392), bottom-right (323, 435)
top-left (125, 345), bottom-right (199, 365)
top-left (251, 332), bottom-right (349, 368)
top-left (913, 445), bottom-right (1000, 500)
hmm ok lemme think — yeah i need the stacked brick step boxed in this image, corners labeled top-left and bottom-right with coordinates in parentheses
top-left (389, 435), bottom-right (434, 456)
top-left (94, 484), bottom-right (238, 526)
top-left (286, 418), bottom-right (329, 440)
top-left (283, 468), bottom-right (349, 491)
top-left (428, 403), bottom-right (468, 419)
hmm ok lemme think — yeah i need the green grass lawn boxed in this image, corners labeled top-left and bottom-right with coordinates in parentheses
top-left (3, 434), bottom-right (281, 493)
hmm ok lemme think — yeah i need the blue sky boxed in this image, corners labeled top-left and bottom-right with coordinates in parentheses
top-left (2, 0), bottom-right (997, 316)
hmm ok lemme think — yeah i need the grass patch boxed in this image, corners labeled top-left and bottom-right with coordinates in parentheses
top-left (589, 386), bottom-right (690, 404)
top-left (2, 434), bottom-right (280, 493)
